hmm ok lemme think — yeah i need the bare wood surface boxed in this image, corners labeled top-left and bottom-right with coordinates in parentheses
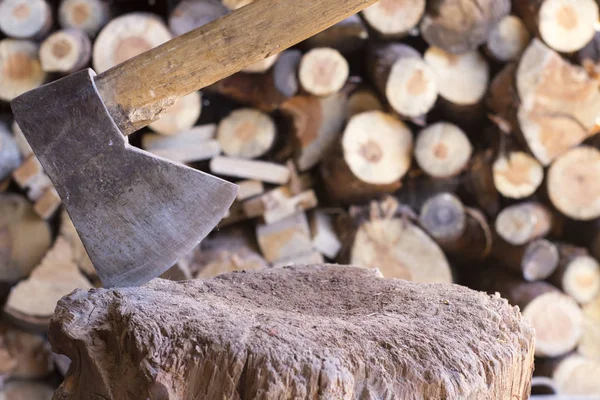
top-left (142, 125), bottom-right (220, 163)
top-left (48, 264), bottom-right (535, 399)
top-left (491, 238), bottom-right (560, 282)
top-left (298, 48), bottom-right (349, 97)
top-left (495, 202), bottom-right (554, 246)
top-left (210, 156), bottom-right (290, 184)
top-left (147, 92), bottom-right (202, 136)
top-left (94, 0), bottom-right (378, 135)
top-left (537, 0), bottom-right (599, 53)
top-left (0, 39), bottom-right (46, 102)
top-left (0, 0), bottom-right (52, 40)
top-left (552, 354), bottom-right (600, 396)
top-left (256, 212), bottom-right (314, 263)
top-left (217, 108), bottom-right (276, 159)
top-left (414, 122), bottom-right (472, 179)
top-left (361, 0), bottom-right (425, 38)
top-left (579, 295), bottom-right (600, 360)
top-left (58, 0), bottom-right (110, 37)
top-left (39, 28), bottom-right (91, 74)
top-left (550, 245), bottom-right (600, 305)
top-left (493, 151), bottom-right (543, 199)
top-left (168, 0), bottom-right (228, 36)
top-left (485, 15), bottom-right (531, 62)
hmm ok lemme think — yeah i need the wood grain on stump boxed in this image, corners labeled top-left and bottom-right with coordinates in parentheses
top-left (49, 264), bottom-right (535, 400)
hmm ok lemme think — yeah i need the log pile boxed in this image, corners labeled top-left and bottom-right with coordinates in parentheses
top-left (0, 0), bottom-right (598, 398)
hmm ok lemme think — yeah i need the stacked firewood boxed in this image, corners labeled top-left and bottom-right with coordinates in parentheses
top-left (1, 0), bottom-right (600, 397)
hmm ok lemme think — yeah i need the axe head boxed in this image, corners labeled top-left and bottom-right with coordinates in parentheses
top-left (11, 69), bottom-right (238, 288)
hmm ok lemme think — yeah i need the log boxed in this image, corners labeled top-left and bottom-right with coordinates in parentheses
top-left (48, 264), bottom-right (535, 400)
top-left (243, 186), bottom-right (318, 224)
top-left (147, 91), bottom-right (202, 136)
top-left (547, 146), bottom-right (600, 220)
top-left (414, 122), bottom-right (472, 179)
top-left (419, 0), bottom-right (510, 54)
top-left (92, 12), bottom-right (172, 74)
top-left (142, 124), bottom-right (220, 163)
top-left (424, 46), bottom-right (489, 107)
top-left (168, 0), bottom-right (229, 36)
top-left (0, 194), bottom-right (51, 283)
top-left (0, 0), bottom-right (52, 40)
top-left (350, 199), bottom-right (452, 283)
top-left (476, 269), bottom-right (582, 358)
top-left (0, 381), bottom-right (54, 399)
top-left (361, 0), bottom-right (425, 38)
top-left (302, 14), bottom-right (368, 54)
top-left (486, 63), bottom-right (520, 133)
top-left (396, 173), bottom-right (460, 213)
top-left (549, 244), bottom-right (600, 305)
top-left (58, 0), bottom-right (110, 37)
top-left (39, 29), bottom-right (92, 74)
top-left (0, 323), bottom-right (53, 379)
top-left (419, 193), bottom-right (492, 261)
top-left (347, 87), bottom-right (383, 118)
top-left (0, 39), bottom-right (46, 102)
top-left (341, 110), bottom-right (413, 185)
top-left (552, 354), bottom-right (600, 396)
top-left (270, 251), bottom-right (324, 268)
top-left (216, 108), bottom-right (276, 159)
top-left (281, 91), bottom-right (347, 171)
top-left (210, 156), bottom-right (290, 184)
top-left (484, 15), bottom-right (531, 63)
top-left (491, 238), bottom-right (560, 282)
top-left (367, 43), bottom-right (438, 119)
top-left (4, 237), bottom-right (93, 331)
top-left (256, 212), bottom-right (314, 263)
top-left (33, 186), bottom-right (61, 220)
top-left (298, 47), bottom-right (349, 97)
top-left (516, 39), bottom-right (600, 165)
top-left (492, 151), bottom-right (544, 199)
top-left (466, 149), bottom-right (500, 217)
top-left (310, 210), bottom-right (342, 260)
top-left (495, 202), bottom-right (554, 246)
top-left (0, 125), bottom-right (21, 182)
top-left (579, 295), bottom-right (600, 360)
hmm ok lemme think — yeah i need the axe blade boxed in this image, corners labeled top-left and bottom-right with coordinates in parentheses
top-left (11, 69), bottom-right (238, 288)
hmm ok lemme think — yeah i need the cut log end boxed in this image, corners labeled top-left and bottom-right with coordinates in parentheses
top-left (485, 15), bottom-right (531, 62)
top-left (217, 108), bottom-right (276, 159)
top-left (242, 53), bottom-right (279, 74)
top-left (0, 39), bottom-right (46, 102)
top-left (58, 0), bottom-right (110, 37)
top-left (342, 111), bottom-right (413, 185)
top-left (559, 255), bottom-right (600, 305)
top-left (579, 296), bottom-right (600, 360)
top-left (48, 264), bottom-right (535, 400)
top-left (361, 0), bottom-right (425, 38)
top-left (148, 91), bottom-right (202, 136)
top-left (522, 239), bottom-right (560, 282)
top-left (298, 47), bottom-right (349, 97)
top-left (415, 122), bottom-right (472, 179)
top-left (0, 0), bottom-right (51, 39)
top-left (39, 29), bottom-right (92, 73)
top-left (538, 0), bottom-right (599, 53)
top-left (548, 146), bottom-right (600, 220)
top-left (386, 57), bottom-right (438, 118)
top-left (493, 151), bottom-right (543, 199)
top-left (552, 354), bottom-right (600, 396)
top-left (419, 192), bottom-right (466, 242)
top-left (495, 202), bottom-right (552, 246)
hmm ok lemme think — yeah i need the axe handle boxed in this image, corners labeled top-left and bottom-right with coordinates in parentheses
top-left (94, 0), bottom-right (377, 136)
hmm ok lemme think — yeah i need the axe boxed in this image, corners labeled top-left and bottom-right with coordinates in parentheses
top-left (10, 0), bottom-right (377, 288)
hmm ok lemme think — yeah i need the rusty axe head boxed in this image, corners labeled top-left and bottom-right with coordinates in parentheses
top-left (10, 69), bottom-right (238, 288)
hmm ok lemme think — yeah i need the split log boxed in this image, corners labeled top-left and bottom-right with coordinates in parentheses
top-left (579, 295), bottom-right (600, 360)
top-left (552, 354), bottom-right (600, 395)
top-left (39, 29), bottom-right (92, 74)
top-left (59, 209), bottom-right (95, 278)
top-left (516, 39), bottom-right (600, 165)
top-left (210, 156), bottom-right (290, 184)
top-left (48, 264), bottom-right (535, 400)
top-left (298, 47), bottom-right (349, 97)
top-left (476, 269), bottom-right (582, 358)
top-left (466, 150), bottom-right (501, 217)
top-left (0, 0), bottom-right (52, 40)
top-left (168, 0), bottom-right (228, 36)
top-left (547, 146), bottom-right (600, 220)
top-left (367, 43), bottom-right (438, 119)
top-left (361, 0), bottom-right (425, 39)
top-left (549, 244), bottom-right (600, 305)
top-left (256, 212), bottom-right (314, 263)
top-left (419, 193), bottom-right (492, 261)
top-left (347, 87), bottom-right (383, 118)
top-left (0, 194), bottom-right (51, 283)
top-left (319, 140), bottom-right (402, 205)
top-left (243, 186), bottom-right (317, 224)
top-left (33, 187), bottom-right (61, 220)
top-left (419, 0), bottom-right (510, 54)
top-left (492, 151), bottom-right (543, 199)
top-left (235, 180), bottom-right (264, 201)
top-left (350, 199), bottom-right (452, 283)
top-left (341, 110), bottom-right (413, 185)
top-left (58, 0), bottom-right (110, 37)
top-left (310, 210), bottom-right (342, 260)
top-left (484, 15), bottom-right (531, 63)
top-left (217, 108), bottom-right (276, 159)
top-left (12, 156), bottom-right (53, 202)
top-left (4, 237), bottom-right (93, 331)
top-left (491, 238), bottom-right (560, 282)
top-left (242, 54), bottom-right (280, 74)
top-left (148, 91), bottom-right (202, 136)
top-left (0, 39), bottom-right (46, 102)
top-left (281, 91), bottom-right (347, 171)
top-left (0, 125), bottom-right (21, 182)
top-left (270, 251), bottom-right (324, 268)
top-left (208, 50), bottom-right (301, 112)
top-left (414, 122), bottom-right (472, 179)
top-left (142, 124), bottom-right (220, 163)
top-left (302, 14), bottom-right (368, 54)
top-left (0, 381), bottom-right (54, 399)
top-left (0, 323), bottom-right (53, 379)
top-left (514, 0), bottom-right (598, 53)
top-left (92, 12), bottom-right (172, 73)
top-left (495, 202), bottom-right (554, 246)
top-left (10, 121), bottom-right (32, 158)
top-left (424, 46), bottom-right (489, 107)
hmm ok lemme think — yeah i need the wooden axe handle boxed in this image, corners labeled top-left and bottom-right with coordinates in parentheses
top-left (94, 0), bottom-right (377, 136)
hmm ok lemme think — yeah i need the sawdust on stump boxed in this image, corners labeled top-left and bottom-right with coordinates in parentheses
top-left (49, 264), bottom-right (535, 400)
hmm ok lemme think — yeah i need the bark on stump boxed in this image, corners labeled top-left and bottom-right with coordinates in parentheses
top-left (49, 264), bottom-right (535, 400)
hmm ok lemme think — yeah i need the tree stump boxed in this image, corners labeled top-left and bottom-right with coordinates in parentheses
top-left (49, 264), bottom-right (535, 400)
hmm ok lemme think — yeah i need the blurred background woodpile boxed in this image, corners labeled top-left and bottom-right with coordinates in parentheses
top-left (1, 0), bottom-right (600, 398)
